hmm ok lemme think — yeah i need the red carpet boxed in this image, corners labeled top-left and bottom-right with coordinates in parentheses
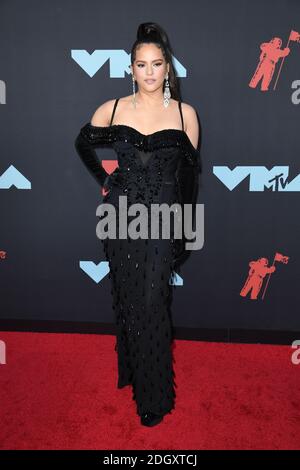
top-left (0, 331), bottom-right (299, 450)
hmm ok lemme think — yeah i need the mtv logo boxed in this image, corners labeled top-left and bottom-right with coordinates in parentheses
top-left (213, 166), bottom-right (300, 191)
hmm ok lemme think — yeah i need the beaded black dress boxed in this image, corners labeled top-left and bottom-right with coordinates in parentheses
top-left (75, 99), bottom-right (200, 418)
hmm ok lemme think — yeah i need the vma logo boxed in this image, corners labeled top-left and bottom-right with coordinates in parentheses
top-left (79, 261), bottom-right (183, 286)
top-left (213, 166), bottom-right (300, 191)
top-left (71, 49), bottom-right (186, 78)
top-left (0, 165), bottom-right (31, 189)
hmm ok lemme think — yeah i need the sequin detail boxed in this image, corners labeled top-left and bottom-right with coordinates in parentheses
top-left (80, 123), bottom-right (201, 171)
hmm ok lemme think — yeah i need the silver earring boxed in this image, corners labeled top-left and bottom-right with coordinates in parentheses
top-left (163, 73), bottom-right (171, 108)
top-left (132, 73), bottom-right (136, 109)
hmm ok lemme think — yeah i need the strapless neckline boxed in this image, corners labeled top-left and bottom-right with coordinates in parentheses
top-left (88, 122), bottom-right (197, 150)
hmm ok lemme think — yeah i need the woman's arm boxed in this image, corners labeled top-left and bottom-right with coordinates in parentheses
top-left (74, 132), bottom-right (110, 187)
top-left (74, 101), bottom-right (114, 187)
top-left (182, 103), bottom-right (200, 151)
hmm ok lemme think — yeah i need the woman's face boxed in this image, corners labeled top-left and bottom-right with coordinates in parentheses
top-left (131, 43), bottom-right (169, 93)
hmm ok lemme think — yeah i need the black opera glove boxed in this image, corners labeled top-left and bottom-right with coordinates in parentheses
top-left (173, 149), bottom-right (201, 268)
top-left (102, 167), bottom-right (124, 193)
top-left (74, 132), bottom-right (109, 188)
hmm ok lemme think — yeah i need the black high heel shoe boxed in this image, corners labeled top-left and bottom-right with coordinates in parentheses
top-left (140, 411), bottom-right (164, 427)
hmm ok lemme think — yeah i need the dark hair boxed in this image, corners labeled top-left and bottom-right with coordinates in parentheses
top-left (130, 22), bottom-right (181, 101)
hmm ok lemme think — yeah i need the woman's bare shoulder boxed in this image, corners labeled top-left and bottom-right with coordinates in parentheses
top-left (90, 95), bottom-right (133, 126)
top-left (90, 99), bottom-right (118, 126)
top-left (180, 101), bottom-right (200, 149)
top-left (181, 101), bottom-right (199, 127)
top-left (180, 101), bottom-right (198, 119)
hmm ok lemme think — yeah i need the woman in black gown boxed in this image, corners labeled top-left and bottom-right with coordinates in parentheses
top-left (75, 22), bottom-right (201, 427)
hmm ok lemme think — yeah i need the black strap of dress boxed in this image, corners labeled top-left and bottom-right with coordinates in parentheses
top-left (110, 98), bottom-right (119, 126)
top-left (178, 101), bottom-right (184, 131)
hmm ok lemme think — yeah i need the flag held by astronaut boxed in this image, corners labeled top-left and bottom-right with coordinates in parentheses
top-left (274, 252), bottom-right (289, 264)
top-left (289, 30), bottom-right (300, 42)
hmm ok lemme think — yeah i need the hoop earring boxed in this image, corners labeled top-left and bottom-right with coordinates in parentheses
top-left (163, 73), bottom-right (171, 108)
top-left (132, 73), bottom-right (136, 109)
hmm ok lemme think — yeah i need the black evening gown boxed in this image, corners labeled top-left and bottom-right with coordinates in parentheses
top-left (75, 98), bottom-right (201, 417)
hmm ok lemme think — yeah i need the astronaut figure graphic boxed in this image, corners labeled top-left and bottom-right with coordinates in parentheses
top-left (249, 37), bottom-right (290, 91)
top-left (240, 257), bottom-right (276, 300)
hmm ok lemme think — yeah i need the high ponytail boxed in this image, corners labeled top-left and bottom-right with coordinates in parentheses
top-left (130, 22), bottom-right (181, 101)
